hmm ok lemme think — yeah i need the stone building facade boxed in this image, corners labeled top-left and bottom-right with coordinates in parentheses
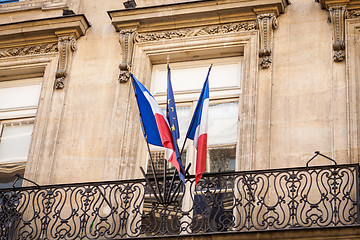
top-left (1, 0), bottom-right (360, 239)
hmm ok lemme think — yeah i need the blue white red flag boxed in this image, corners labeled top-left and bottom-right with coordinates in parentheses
top-left (167, 65), bottom-right (185, 182)
top-left (186, 66), bottom-right (211, 184)
top-left (131, 74), bottom-right (183, 177)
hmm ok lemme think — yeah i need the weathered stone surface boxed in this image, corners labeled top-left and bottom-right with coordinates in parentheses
top-left (0, 0), bottom-right (356, 190)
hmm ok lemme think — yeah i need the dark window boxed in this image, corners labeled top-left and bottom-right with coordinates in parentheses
top-left (0, 169), bottom-right (24, 189)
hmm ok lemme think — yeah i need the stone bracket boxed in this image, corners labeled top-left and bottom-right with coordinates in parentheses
top-left (55, 36), bottom-right (76, 89)
top-left (118, 29), bottom-right (136, 84)
top-left (256, 13), bottom-right (277, 69)
top-left (328, 5), bottom-right (347, 62)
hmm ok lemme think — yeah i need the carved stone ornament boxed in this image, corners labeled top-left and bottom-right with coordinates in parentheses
top-left (348, 10), bottom-right (360, 19)
top-left (328, 5), bottom-right (347, 62)
top-left (118, 29), bottom-right (136, 83)
top-left (135, 21), bottom-right (256, 43)
top-left (260, 56), bottom-right (272, 69)
top-left (0, 43), bottom-right (58, 58)
top-left (55, 36), bottom-right (76, 89)
top-left (256, 13), bottom-right (277, 69)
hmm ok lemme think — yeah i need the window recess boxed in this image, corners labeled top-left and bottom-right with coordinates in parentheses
top-left (0, 77), bottom-right (42, 188)
top-left (148, 57), bottom-right (241, 174)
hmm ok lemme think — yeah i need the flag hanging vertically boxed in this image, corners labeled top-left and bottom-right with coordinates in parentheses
top-left (130, 74), bottom-right (183, 177)
top-left (166, 64), bottom-right (185, 182)
top-left (186, 66), bottom-right (211, 184)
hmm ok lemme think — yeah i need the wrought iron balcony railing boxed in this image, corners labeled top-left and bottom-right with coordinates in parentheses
top-left (1, 164), bottom-right (359, 239)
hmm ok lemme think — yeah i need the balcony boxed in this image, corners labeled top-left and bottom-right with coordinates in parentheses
top-left (1, 163), bottom-right (360, 239)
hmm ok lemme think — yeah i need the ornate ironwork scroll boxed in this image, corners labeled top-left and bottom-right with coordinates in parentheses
top-left (1, 164), bottom-right (359, 239)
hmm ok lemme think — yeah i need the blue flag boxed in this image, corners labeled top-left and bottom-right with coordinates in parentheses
top-left (167, 65), bottom-right (185, 182)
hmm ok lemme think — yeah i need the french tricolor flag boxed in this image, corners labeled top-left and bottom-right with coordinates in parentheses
top-left (131, 74), bottom-right (182, 176)
top-left (186, 66), bottom-right (211, 184)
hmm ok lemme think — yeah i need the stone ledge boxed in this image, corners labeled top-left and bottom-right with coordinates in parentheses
top-left (142, 225), bottom-right (360, 240)
top-left (0, 0), bottom-right (67, 13)
top-left (317, 0), bottom-right (360, 10)
top-left (0, 14), bottom-right (91, 49)
top-left (108, 0), bottom-right (290, 32)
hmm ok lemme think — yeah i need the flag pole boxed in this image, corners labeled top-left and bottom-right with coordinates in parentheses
top-left (167, 140), bottom-right (189, 202)
top-left (167, 63), bottom-right (212, 200)
top-left (165, 57), bottom-right (189, 201)
top-left (163, 55), bottom-right (171, 202)
top-left (130, 72), bottom-right (164, 203)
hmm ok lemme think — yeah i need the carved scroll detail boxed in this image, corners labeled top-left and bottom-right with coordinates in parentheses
top-left (0, 43), bottom-right (58, 58)
top-left (256, 13), bottom-right (277, 69)
top-left (328, 6), bottom-right (347, 62)
top-left (119, 30), bottom-right (136, 83)
top-left (55, 36), bottom-right (76, 89)
top-left (348, 10), bottom-right (360, 19)
top-left (135, 21), bottom-right (256, 43)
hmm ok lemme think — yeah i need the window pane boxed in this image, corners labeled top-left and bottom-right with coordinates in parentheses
top-left (176, 106), bottom-right (191, 147)
top-left (0, 169), bottom-right (24, 189)
top-left (0, 83), bottom-right (41, 111)
top-left (0, 122), bottom-right (34, 164)
top-left (208, 102), bottom-right (238, 146)
top-left (207, 145), bottom-right (236, 172)
top-left (148, 150), bottom-right (187, 173)
top-left (151, 57), bottom-right (242, 96)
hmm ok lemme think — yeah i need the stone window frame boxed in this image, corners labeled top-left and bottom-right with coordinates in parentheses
top-left (0, 55), bottom-right (58, 185)
top-left (345, 17), bottom-right (360, 164)
top-left (0, 14), bottom-right (90, 184)
top-left (131, 31), bottom-right (259, 172)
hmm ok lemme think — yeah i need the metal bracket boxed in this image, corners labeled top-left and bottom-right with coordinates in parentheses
top-left (306, 151), bottom-right (338, 168)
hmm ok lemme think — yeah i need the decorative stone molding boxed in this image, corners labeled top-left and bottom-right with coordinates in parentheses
top-left (256, 13), bottom-right (277, 69)
top-left (118, 30), bottom-right (136, 83)
top-left (328, 5), bottom-right (347, 62)
top-left (135, 21), bottom-right (256, 43)
top-left (108, 0), bottom-right (288, 33)
top-left (0, 15), bottom-right (90, 90)
top-left (0, 43), bottom-right (58, 58)
top-left (55, 36), bottom-right (76, 89)
top-left (348, 10), bottom-right (360, 19)
top-left (259, 57), bottom-right (272, 69)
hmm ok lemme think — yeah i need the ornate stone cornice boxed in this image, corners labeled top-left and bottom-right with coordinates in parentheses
top-left (109, 1), bottom-right (289, 74)
top-left (256, 13), bottom-right (278, 69)
top-left (135, 21), bottom-right (256, 43)
top-left (0, 15), bottom-right (90, 89)
top-left (118, 30), bottom-right (136, 83)
top-left (316, 0), bottom-right (360, 62)
top-left (0, 43), bottom-right (58, 58)
top-left (108, 0), bottom-right (289, 33)
top-left (0, 15), bottom-right (90, 49)
top-left (328, 5), bottom-right (347, 62)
